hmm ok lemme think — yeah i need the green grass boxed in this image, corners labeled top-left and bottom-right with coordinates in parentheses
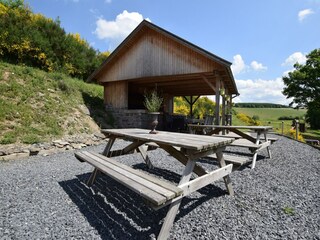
top-left (0, 61), bottom-right (105, 144)
top-left (234, 107), bottom-right (306, 122)
top-left (233, 107), bottom-right (307, 132)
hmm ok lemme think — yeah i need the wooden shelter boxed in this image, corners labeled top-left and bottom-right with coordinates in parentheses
top-left (88, 20), bottom-right (239, 128)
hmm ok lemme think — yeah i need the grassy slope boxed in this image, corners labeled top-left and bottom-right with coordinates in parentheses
top-left (233, 107), bottom-right (308, 134)
top-left (234, 107), bottom-right (306, 122)
top-left (0, 61), bottom-right (107, 144)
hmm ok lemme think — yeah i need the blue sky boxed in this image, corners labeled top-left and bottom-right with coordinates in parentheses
top-left (25, 0), bottom-right (319, 104)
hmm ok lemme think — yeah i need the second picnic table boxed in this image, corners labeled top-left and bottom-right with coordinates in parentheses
top-left (188, 125), bottom-right (274, 169)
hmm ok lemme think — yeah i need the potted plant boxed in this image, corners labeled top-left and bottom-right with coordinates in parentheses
top-left (144, 90), bottom-right (163, 134)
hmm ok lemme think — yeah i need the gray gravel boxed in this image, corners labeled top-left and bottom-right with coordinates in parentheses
top-left (0, 135), bottom-right (319, 239)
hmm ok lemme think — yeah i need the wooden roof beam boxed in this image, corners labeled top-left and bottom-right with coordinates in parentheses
top-left (201, 74), bottom-right (216, 93)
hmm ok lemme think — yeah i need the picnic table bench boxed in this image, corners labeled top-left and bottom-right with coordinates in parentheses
top-left (188, 125), bottom-right (276, 169)
top-left (75, 128), bottom-right (235, 239)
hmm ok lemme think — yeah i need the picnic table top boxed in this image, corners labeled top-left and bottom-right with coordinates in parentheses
top-left (101, 128), bottom-right (234, 151)
top-left (188, 125), bottom-right (273, 130)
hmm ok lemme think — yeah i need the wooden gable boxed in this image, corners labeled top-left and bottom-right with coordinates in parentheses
top-left (88, 20), bottom-right (238, 111)
top-left (88, 20), bottom-right (237, 94)
top-left (95, 26), bottom-right (224, 83)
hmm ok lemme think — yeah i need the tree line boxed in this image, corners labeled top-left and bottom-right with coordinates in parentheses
top-left (0, 0), bottom-right (109, 80)
top-left (234, 103), bottom-right (290, 108)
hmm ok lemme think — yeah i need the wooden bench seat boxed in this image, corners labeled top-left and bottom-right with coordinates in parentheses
top-left (230, 139), bottom-right (261, 149)
top-left (212, 133), bottom-right (278, 143)
top-left (207, 153), bottom-right (251, 166)
top-left (75, 151), bottom-right (183, 208)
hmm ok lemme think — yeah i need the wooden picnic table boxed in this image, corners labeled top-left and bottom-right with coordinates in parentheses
top-left (75, 128), bottom-right (235, 240)
top-left (188, 125), bottom-right (274, 169)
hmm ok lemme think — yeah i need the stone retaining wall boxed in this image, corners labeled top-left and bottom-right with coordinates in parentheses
top-left (0, 132), bottom-right (107, 161)
top-left (107, 108), bottom-right (163, 129)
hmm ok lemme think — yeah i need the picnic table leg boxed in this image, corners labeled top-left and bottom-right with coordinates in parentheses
top-left (264, 130), bottom-right (272, 158)
top-left (251, 131), bottom-right (262, 169)
top-left (102, 137), bottom-right (116, 156)
top-left (216, 148), bottom-right (234, 196)
top-left (87, 168), bottom-right (99, 186)
top-left (159, 144), bottom-right (207, 176)
top-left (87, 137), bottom-right (116, 186)
top-left (158, 160), bottom-right (196, 240)
top-left (138, 145), bottom-right (154, 169)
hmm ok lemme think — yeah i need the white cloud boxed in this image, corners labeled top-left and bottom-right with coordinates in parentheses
top-left (234, 78), bottom-right (291, 105)
top-left (298, 9), bottom-right (314, 21)
top-left (231, 54), bottom-right (268, 75)
top-left (231, 54), bottom-right (246, 75)
top-left (282, 52), bottom-right (307, 66)
top-left (94, 10), bottom-right (150, 49)
top-left (250, 61), bottom-right (267, 71)
top-left (105, 0), bottom-right (112, 3)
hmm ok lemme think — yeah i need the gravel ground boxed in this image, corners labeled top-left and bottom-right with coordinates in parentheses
top-left (0, 135), bottom-right (319, 240)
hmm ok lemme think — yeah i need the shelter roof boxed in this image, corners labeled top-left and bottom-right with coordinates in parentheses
top-left (88, 20), bottom-right (239, 95)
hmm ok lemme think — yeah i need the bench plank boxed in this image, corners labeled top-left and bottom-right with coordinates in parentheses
top-left (88, 151), bottom-right (182, 195)
top-left (179, 164), bottom-right (233, 195)
top-left (75, 151), bottom-right (182, 207)
top-left (230, 139), bottom-right (261, 149)
top-left (207, 153), bottom-right (251, 166)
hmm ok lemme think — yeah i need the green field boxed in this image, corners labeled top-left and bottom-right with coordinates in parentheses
top-left (233, 107), bottom-right (307, 132)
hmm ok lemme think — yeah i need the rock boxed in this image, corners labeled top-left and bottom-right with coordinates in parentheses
top-left (71, 143), bottom-right (87, 149)
top-left (0, 152), bottom-right (30, 161)
top-left (65, 146), bottom-right (73, 150)
top-left (84, 140), bottom-right (95, 146)
top-left (52, 140), bottom-right (69, 146)
top-left (29, 147), bottom-right (41, 156)
top-left (39, 149), bottom-right (57, 156)
top-left (78, 105), bottom-right (90, 115)
top-left (93, 132), bottom-right (106, 139)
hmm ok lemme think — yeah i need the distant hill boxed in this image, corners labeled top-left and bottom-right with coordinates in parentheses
top-left (234, 103), bottom-right (290, 108)
top-left (0, 61), bottom-right (112, 145)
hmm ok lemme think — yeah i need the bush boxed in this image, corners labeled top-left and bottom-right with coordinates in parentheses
top-left (0, 1), bottom-right (109, 80)
top-left (286, 129), bottom-right (304, 142)
top-left (237, 113), bottom-right (261, 126)
top-left (252, 115), bottom-right (259, 121)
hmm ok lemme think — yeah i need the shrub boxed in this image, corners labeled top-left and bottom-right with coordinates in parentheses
top-left (252, 115), bottom-right (259, 121)
top-left (144, 90), bottom-right (163, 112)
top-left (174, 105), bottom-right (189, 116)
top-left (286, 129), bottom-right (304, 142)
top-left (237, 113), bottom-right (261, 126)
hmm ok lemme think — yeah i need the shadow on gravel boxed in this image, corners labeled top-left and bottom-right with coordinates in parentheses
top-left (59, 167), bottom-right (228, 239)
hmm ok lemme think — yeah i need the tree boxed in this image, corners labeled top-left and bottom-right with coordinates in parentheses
top-left (282, 49), bottom-right (320, 129)
top-left (173, 96), bottom-right (216, 118)
top-left (0, 0), bottom-right (109, 79)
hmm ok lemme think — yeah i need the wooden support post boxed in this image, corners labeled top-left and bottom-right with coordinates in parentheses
top-left (229, 95), bottom-right (233, 126)
top-left (215, 79), bottom-right (220, 125)
top-left (295, 120), bottom-right (299, 140)
top-left (183, 96), bottom-right (200, 118)
top-left (190, 96), bottom-right (193, 117)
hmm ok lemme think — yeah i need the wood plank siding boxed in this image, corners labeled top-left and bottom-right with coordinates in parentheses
top-left (98, 29), bottom-right (223, 83)
top-left (104, 81), bottom-right (128, 108)
top-left (88, 20), bottom-right (238, 110)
